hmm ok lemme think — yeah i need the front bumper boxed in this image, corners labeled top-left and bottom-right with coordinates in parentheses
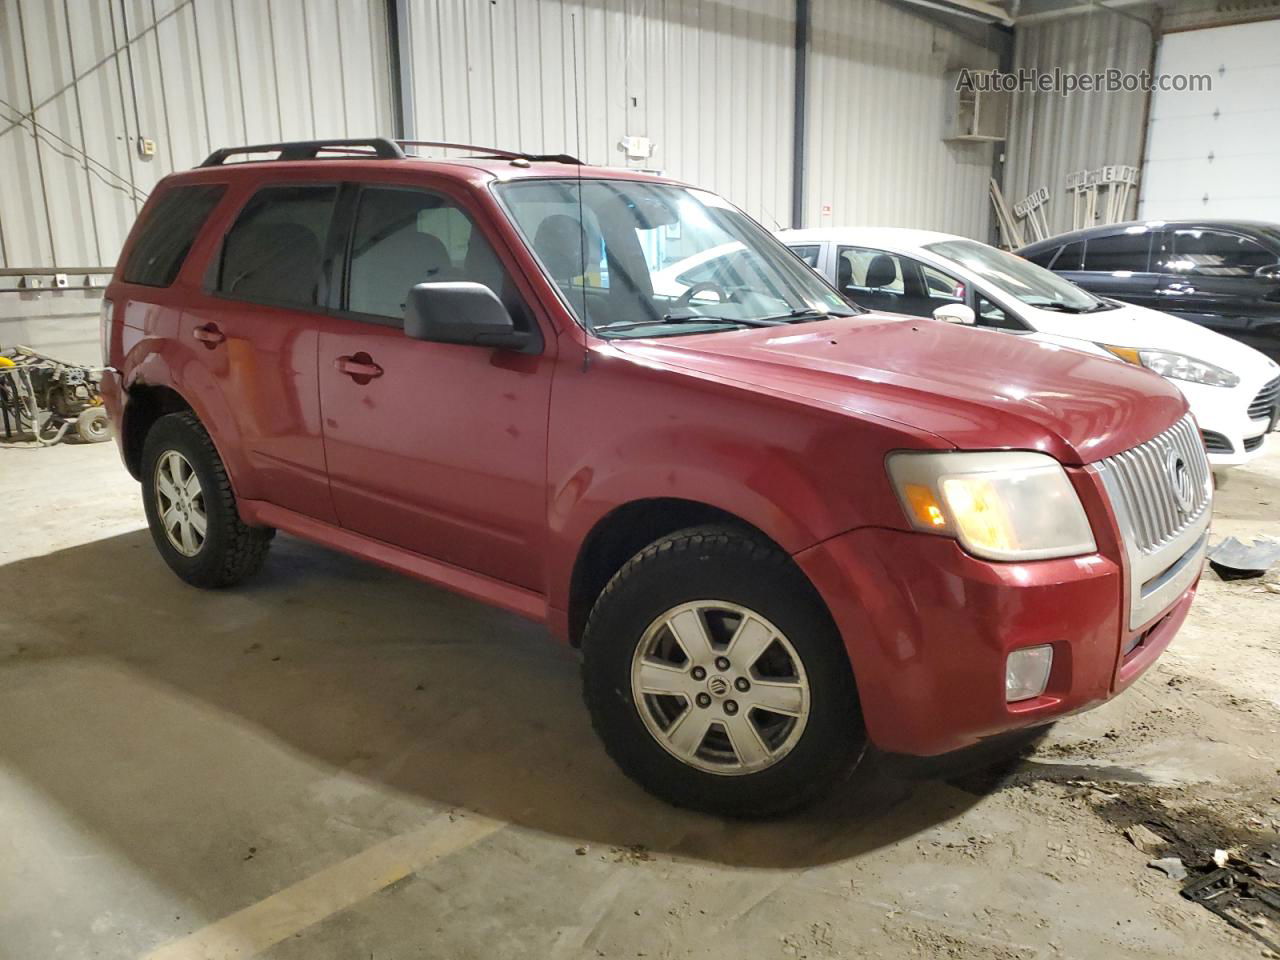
top-left (1180, 378), bottom-right (1277, 467)
top-left (795, 524), bottom-right (1201, 757)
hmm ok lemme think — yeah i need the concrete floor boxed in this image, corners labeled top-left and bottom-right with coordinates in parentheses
top-left (2, 440), bottom-right (1278, 960)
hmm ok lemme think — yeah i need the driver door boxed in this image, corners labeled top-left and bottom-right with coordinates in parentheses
top-left (315, 181), bottom-right (554, 591)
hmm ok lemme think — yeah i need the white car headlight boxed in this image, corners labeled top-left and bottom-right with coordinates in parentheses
top-left (1101, 345), bottom-right (1239, 388)
top-left (886, 451), bottom-right (1097, 562)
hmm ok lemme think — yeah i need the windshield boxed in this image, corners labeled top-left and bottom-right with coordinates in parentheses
top-left (494, 179), bottom-right (854, 337)
top-left (925, 238), bottom-right (1107, 313)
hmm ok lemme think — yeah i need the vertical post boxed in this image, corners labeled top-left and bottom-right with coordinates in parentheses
top-left (988, 26), bottom-right (1013, 246)
top-left (387, 0), bottom-right (416, 140)
top-left (790, 0), bottom-right (809, 229)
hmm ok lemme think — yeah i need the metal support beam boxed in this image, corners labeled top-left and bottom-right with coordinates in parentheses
top-left (387, 0), bottom-right (416, 140)
top-left (791, 0), bottom-right (809, 229)
top-left (1012, 0), bottom-right (1158, 27)
top-left (885, 0), bottom-right (1014, 52)
top-left (988, 30), bottom-right (1015, 247)
top-left (897, 0), bottom-right (1013, 25)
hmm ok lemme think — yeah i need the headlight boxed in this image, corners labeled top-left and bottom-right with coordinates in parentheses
top-left (886, 451), bottom-right (1097, 562)
top-left (1101, 345), bottom-right (1239, 388)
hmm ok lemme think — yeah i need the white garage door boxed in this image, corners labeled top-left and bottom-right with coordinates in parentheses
top-left (1140, 20), bottom-right (1280, 221)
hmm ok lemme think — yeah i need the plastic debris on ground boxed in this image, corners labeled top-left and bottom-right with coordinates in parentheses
top-left (1207, 536), bottom-right (1280, 580)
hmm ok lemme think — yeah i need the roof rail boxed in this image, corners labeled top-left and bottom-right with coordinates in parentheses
top-left (199, 138), bottom-right (405, 167)
top-left (395, 139), bottom-right (581, 165)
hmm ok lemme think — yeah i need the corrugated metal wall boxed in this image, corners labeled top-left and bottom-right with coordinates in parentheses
top-left (2, 0), bottom-right (1015, 363)
top-left (1, 0), bottom-right (1012, 268)
top-left (404, 0), bottom-right (798, 229)
top-left (806, 0), bottom-right (1000, 238)
top-left (404, 0), bottom-right (1002, 239)
top-left (0, 0), bottom-right (394, 270)
top-left (1002, 11), bottom-right (1154, 239)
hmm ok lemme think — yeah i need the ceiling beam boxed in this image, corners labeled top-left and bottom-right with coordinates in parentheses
top-left (895, 0), bottom-right (1016, 24)
top-left (1010, 0), bottom-right (1159, 25)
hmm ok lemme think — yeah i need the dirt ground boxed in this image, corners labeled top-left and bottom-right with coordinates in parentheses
top-left (1, 439), bottom-right (1278, 960)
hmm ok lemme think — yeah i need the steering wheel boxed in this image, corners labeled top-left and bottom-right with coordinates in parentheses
top-left (674, 281), bottom-right (732, 312)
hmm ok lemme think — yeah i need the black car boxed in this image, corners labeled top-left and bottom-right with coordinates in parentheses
top-left (1018, 220), bottom-right (1280, 363)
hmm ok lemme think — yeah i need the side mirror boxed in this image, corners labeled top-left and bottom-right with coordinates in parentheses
top-left (1254, 263), bottom-right (1280, 281)
top-left (933, 303), bottom-right (976, 325)
top-left (404, 282), bottom-right (534, 351)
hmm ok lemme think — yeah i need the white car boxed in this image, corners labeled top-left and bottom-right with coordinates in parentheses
top-left (650, 240), bottom-right (746, 299)
top-left (778, 227), bottom-right (1280, 467)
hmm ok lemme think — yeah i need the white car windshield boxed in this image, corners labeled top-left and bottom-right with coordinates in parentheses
top-left (494, 179), bottom-right (855, 338)
top-left (925, 238), bottom-right (1113, 314)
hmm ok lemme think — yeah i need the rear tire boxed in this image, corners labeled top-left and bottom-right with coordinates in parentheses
top-left (141, 411), bottom-right (273, 588)
top-left (581, 525), bottom-right (866, 818)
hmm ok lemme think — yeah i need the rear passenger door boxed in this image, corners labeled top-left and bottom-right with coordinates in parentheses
top-left (314, 181), bottom-right (554, 591)
top-left (187, 183), bottom-right (338, 522)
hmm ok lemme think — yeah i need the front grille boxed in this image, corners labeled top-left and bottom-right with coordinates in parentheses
top-left (1095, 414), bottom-right (1211, 554)
top-left (1244, 433), bottom-right (1266, 452)
top-left (1200, 429), bottom-right (1233, 454)
top-left (1249, 375), bottom-right (1280, 420)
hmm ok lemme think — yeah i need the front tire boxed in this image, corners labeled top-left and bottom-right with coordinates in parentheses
top-left (141, 411), bottom-right (273, 588)
top-left (581, 525), bottom-right (866, 817)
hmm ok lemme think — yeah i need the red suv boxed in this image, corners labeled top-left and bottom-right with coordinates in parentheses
top-left (101, 138), bottom-right (1211, 816)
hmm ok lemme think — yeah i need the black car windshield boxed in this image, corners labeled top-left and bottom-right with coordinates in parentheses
top-left (493, 179), bottom-right (854, 338)
top-left (925, 238), bottom-right (1107, 313)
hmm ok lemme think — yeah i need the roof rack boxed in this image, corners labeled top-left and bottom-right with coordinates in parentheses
top-left (199, 138), bottom-right (405, 167)
top-left (197, 137), bottom-right (582, 169)
top-left (396, 139), bottom-right (581, 165)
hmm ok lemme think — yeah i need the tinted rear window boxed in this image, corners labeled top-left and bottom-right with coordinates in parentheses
top-left (1054, 240), bottom-right (1084, 271)
top-left (122, 185), bottom-right (225, 287)
top-left (1022, 246), bottom-right (1058, 268)
top-left (1083, 231), bottom-right (1151, 272)
top-left (217, 185), bottom-right (337, 308)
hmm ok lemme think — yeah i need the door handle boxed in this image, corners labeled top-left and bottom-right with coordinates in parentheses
top-left (1160, 282), bottom-right (1196, 295)
top-left (192, 323), bottom-right (225, 345)
top-left (334, 354), bottom-right (383, 380)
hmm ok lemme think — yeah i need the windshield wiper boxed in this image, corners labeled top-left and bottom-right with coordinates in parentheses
top-left (595, 314), bottom-right (782, 336)
top-left (751, 307), bottom-right (858, 323)
top-left (1038, 303), bottom-right (1091, 314)
top-left (659, 313), bottom-right (786, 328)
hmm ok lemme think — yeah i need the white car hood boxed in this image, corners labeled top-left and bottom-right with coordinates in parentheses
top-left (1026, 301), bottom-right (1279, 384)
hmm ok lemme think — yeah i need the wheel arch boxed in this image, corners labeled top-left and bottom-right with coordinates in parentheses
top-left (120, 384), bottom-right (194, 479)
top-left (564, 497), bottom-right (834, 649)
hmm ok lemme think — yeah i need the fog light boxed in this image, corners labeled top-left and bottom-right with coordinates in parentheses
top-left (1005, 645), bottom-right (1053, 702)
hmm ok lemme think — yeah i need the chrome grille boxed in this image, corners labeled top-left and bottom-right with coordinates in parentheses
top-left (1095, 414), bottom-right (1211, 554)
top-left (1249, 375), bottom-right (1280, 421)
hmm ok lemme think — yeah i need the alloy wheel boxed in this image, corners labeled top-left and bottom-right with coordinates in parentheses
top-left (629, 600), bottom-right (811, 775)
top-left (154, 450), bottom-right (207, 557)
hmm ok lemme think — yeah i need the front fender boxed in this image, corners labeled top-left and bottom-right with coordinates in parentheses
top-left (543, 356), bottom-right (931, 624)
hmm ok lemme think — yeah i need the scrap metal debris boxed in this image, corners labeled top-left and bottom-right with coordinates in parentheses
top-left (1208, 536), bottom-right (1280, 580)
top-left (1181, 860), bottom-right (1280, 953)
top-left (1149, 857), bottom-right (1188, 881)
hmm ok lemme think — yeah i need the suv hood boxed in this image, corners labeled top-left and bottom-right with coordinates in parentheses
top-left (614, 313), bottom-right (1187, 465)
